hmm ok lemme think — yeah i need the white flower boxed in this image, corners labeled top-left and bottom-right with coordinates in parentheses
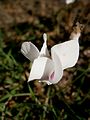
top-left (66, 0), bottom-right (75, 4)
top-left (21, 30), bottom-right (80, 85)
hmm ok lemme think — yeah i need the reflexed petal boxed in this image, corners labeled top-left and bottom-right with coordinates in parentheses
top-left (51, 39), bottom-right (79, 70)
top-left (70, 32), bottom-right (81, 41)
top-left (21, 42), bottom-right (39, 61)
top-left (28, 57), bottom-right (54, 82)
top-left (49, 51), bottom-right (63, 84)
top-left (39, 33), bottom-right (50, 57)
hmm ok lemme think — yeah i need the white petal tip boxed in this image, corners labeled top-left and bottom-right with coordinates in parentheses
top-left (27, 79), bottom-right (33, 82)
top-left (43, 33), bottom-right (47, 42)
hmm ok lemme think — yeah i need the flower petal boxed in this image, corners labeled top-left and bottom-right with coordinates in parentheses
top-left (39, 33), bottom-right (50, 57)
top-left (51, 39), bottom-right (79, 70)
top-left (49, 51), bottom-right (63, 84)
top-left (28, 57), bottom-right (54, 83)
top-left (66, 0), bottom-right (75, 4)
top-left (21, 42), bottom-right (39, 61)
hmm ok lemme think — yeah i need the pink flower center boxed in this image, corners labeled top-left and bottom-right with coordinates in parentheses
top-left (49, 71), bottom-right (55, 80)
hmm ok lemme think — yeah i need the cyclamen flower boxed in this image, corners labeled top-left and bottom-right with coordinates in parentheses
top-left (66, 0), bottom-right (75, 4)
top-left (21, 23), bottom-right (82, 85)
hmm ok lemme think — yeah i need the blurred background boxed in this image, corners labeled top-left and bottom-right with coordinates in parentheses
top-left (0, 0), bottom-right (90, 120)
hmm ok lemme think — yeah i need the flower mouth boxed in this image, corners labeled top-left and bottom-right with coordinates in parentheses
top-left (49, 71), bottom-right (55, 80)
